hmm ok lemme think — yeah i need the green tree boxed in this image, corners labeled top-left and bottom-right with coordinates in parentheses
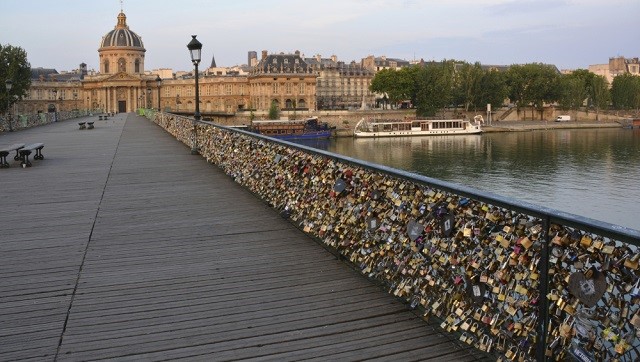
top-left (474, 68), bottom-right (508, 112)
top-left (370, 68), bottom-right (415, 109)
top-left (453, 61), bottom-right (483, 112)
top-left (558, 75), bottom-right (586, 111)
top-left (589, 75), bottom-right (610, 120)
top-left (268, 100), bottom-right (279, 120)
top-left (414, 60), bottom-right (455, 117)
top-left (1, 44), bottom-right (31, 114)
top-left (506, 63), bottom-right (560, 120)
top-left (611, 73), bottom-right (640, 112)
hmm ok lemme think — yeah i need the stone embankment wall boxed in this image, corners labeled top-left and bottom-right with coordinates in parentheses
top-left (208, 107), bottom-right (630, 137)
top-left (147, 110), bottom-right (640, 362)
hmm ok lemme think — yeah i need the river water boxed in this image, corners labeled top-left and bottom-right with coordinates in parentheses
top-left (292, 128), bottom-right (640, 231)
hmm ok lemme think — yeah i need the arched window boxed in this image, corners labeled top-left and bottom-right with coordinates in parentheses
top-left (118, 58), bottom-right (126, 72)
top-left (135, 59), bottom-right (141, 73)
top-left (104, 60), bottom-right (110, 74)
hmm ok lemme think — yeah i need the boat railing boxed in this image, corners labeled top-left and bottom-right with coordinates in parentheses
top-left (146, 110), bottom-right (640, 362)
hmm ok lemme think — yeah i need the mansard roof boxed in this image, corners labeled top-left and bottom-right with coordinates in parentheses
top-left (252, 52), bottom-right (313, 75)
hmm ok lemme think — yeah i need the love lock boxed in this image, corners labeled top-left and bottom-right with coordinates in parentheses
top-left (568, 267), bottom-right (607, 308)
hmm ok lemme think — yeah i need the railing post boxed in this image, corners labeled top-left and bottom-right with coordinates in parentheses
top-left (536, 215), bottom-right (551, 361)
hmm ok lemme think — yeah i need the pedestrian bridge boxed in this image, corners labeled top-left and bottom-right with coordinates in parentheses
top-left (0, 114), bottom-right (487, 361)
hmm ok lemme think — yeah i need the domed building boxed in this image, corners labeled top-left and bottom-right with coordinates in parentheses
top-left (82, 11), bottom-right (158, 113)
top-left (98, 11), bottom-right (145, 75)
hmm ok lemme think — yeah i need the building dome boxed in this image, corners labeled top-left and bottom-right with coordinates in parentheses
top-left (99, 12), bottom-right (144, 50)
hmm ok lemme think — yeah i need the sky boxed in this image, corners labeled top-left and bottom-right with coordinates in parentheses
top-left (1, 0), bottom-right (638, 73)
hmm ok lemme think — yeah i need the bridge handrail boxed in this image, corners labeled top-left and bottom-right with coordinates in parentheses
top-left (146, 110), bottom-right (640, 362)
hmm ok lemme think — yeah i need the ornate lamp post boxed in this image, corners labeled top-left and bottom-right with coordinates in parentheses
top-left (52, 89), bottom-right (58, 121)
top-left (187, 35), bottom-right (202, 155)
top-left (155, 75), bottom-right (162, 111)
top-left (5, 79), bottom-right (13, 132)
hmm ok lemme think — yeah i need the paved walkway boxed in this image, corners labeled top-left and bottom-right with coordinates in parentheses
top-left (0, 114), bottom-right (485, 361)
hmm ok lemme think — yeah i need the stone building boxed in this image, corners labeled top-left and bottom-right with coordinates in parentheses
top-left (82, 11), bottom-right (159, 113)
top-left (306, 54), bottom-right (375, 110)
top-left (14, 10), bottom-right (384, 117)
top-left (20, 11), bottom-right (159, 114)
top-left (247, 50), bottom-right (317, 113)
top-left (589, 56), bottom-right (640, 84)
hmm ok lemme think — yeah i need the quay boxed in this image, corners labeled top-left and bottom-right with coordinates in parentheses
top-left (0, 114), bottom-right (485, 361)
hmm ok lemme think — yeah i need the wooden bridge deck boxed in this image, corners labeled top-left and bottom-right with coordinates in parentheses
top-left (0, 114), bottom-right (486, 361)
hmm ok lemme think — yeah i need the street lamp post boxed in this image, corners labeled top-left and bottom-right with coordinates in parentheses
top-left (5, 79), bottom-right (13, 132)
top-left (147, 87), bottom-right (151, 109)
top-left (156, 75), bottom-right (162, 111)
top-left (52, 89), bottom-right (58, 122)
top-left (187, 35), bottom-right (202, 155)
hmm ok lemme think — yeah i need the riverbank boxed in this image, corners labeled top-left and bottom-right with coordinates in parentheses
top-left (332, 120), bottom-right (624, 137)
top-left (481, 120), bottom-right (624, 133)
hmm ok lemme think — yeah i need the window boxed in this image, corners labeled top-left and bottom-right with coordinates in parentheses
top-left (118, 58), bottom-right (126, 72)
top-left (273, 83), bottom-right (279, 94)
top-left (104, 60), bottom-right (110, 74)
top-left (299, 83), bottom-right (305, 95)
top-left (165, 88), bottom-right (170, 97)
top-left (225, 84), bottom-right (232, 95)
top-left (135, 59), bottom-right (141, 73)
top-left (187, 87), bottom-right (192, 97)
top-left (285, 83), bottom-right (292, 95)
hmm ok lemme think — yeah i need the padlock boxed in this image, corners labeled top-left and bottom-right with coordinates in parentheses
top-left (459, 332), bottom-right (469, 343)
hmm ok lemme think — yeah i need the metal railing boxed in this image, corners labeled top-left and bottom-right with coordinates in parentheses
top-left (0, 109), bottom-right (101, 133)
top-left (146, 110), bottom-right (640, 362)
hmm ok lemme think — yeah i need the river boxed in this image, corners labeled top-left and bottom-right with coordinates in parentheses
top-left (291, 128), bottom-right (640, 231)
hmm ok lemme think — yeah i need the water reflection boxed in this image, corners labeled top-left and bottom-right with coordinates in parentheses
top-left (299, 129), bottom-right (640, 230)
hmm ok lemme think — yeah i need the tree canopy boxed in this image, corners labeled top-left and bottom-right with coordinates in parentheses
top-left (611, 73), bottom-right (640, 112)
top-left (1, 44), bottom-right (31, 114)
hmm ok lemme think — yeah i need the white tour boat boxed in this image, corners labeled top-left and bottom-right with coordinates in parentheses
top-left (353, 115), bottom-right (483, 138)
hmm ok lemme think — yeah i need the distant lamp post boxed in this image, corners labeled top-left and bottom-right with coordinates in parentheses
top-left (187, 35), bottom-right (202, 155)
top-left (5, 79), bottom-right (13, 132)
top-left (155, 75), bottom-right (162, 111)
top-left (52, 89), bottom-right (58, 121)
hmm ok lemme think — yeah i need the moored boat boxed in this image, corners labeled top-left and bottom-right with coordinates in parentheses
top-left (353, 116), bottom-right (483, 137)
top-left (251, 117), bottom-right (333, 140)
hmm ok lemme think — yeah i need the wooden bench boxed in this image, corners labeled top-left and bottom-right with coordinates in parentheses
top-left (79, 122), bottom-right (86, 129)
top-left (87, 121), bottom-right (95, 129)
top-left (0, 143), bottom-right (25, 168)
top-left (19, 143), bottom-right (45, 168)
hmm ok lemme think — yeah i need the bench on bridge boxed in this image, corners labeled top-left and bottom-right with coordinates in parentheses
top-left (99, 115), bottom-right (109, 120)
top-left (0, 143), bottom-right (25, 168)
top-left (79, 122), bottom-right (86, 129)
top-left (87, 121), bottom-right (94, 129)
top-left (19, 143), bottom-right (44, 168)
